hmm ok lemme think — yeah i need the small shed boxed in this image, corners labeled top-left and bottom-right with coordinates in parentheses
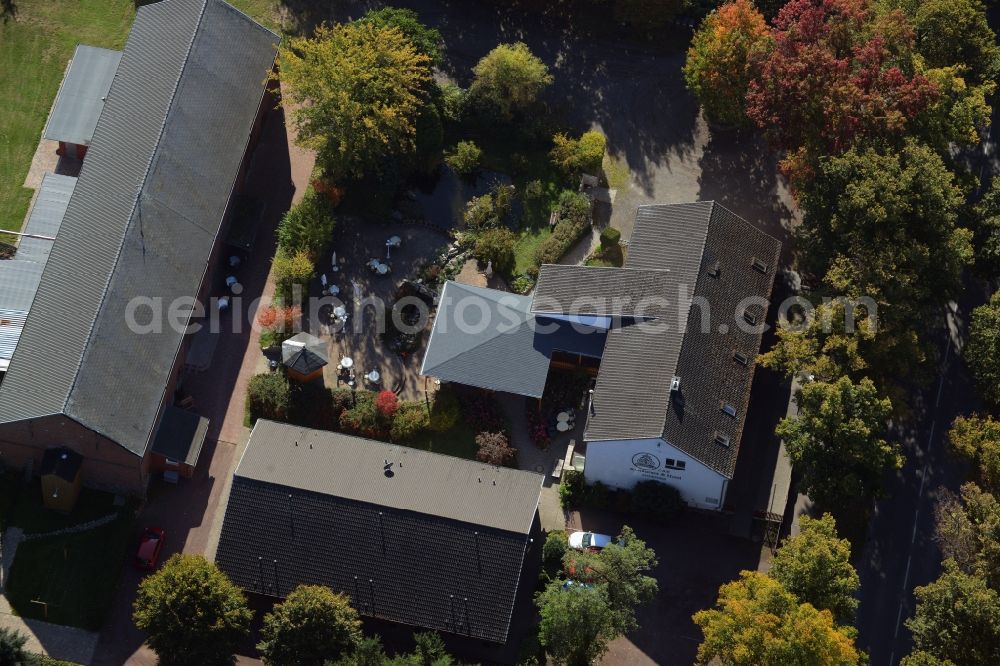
top-left (150, 405), bottom-right (210, 479)
top-left (281, 332), bottom-right (329, 383)
top-left (43, 44), bottom-right (122, 160)
top-left (40, 447), bottom-right (83, 513)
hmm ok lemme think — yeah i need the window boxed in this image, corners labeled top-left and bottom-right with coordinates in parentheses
top-left (733, 351), bottom-right (749, 366)
top-left (722, 404), bottom-right (737, 418)
top-left (714, 431), bottom-right (731, 447)
top-left (664, 458), bottom-right (686, 470)
top-left (752, 258), bottom-right (768, 274)
top-left (707, 260), bottom-right (721, 278)
top-left (743, 311), bottom-right (758, 326)
top-left (664, 458), bottom-right (675, 467)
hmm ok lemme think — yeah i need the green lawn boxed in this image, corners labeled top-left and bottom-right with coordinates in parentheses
top-left (406, 421), bottom-right (479, 460)
top-left (0, 1), bottom-right (134, 236)
top-left (5, 478), bottom-right (121, 535)
top-left (0, 0), bottom-right (279, 240)
top-left (6, 513), bottom-right (133, 630)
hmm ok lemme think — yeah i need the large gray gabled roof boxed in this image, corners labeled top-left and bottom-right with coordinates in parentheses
top-left (0, 0), bottom-right (278, 457)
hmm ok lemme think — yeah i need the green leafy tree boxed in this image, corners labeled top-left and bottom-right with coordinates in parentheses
top-left (901, 651), bottom-right (958, 666)
top-left (272, 249), bottom-right (315, 303)
top-left (933, 483), bottom-right (1000, 589)
top-left (278, 22), bottom-right (432, 178)
top-left (769, 514), bottom-right (860, 624)
top-left (948, 415), bottom-right (1000, 490)
top-left (357, 7), bottom-right (442, 64)
top-left (971, 178), bottom-right (1000, 276)
top-left (133, 554), bottom-right (252, 666)
top-left (247, 372), bottom-right (292, 423)
top-left (444, 141), bottom-right (482, 177)
top-left (693, 571), bottom-right (861, 665)
top-left (913, 65), bottom-right (995, 155)
top-left (905, 559), bottom-right (1000, 666)
top-left (473, 227), bottom-right (517, 276)
top-left (798, 140), bottom-right (972, 335)
top-left (965, 291), bottom-right (1000, 406)
top-left (912, 0), bottom-right (1000, 85)
top-left (0, 627), bottom-right (28, 665)
top-left (277, 189), bottom-right (335, 258)
top-left (684, 0), bottom-right (773, 127)
top-left (594, 526), bottom-right (658, 632)
top-left (550, 130), bottom-right (607, 177)
top-left (777, 376), bottom-right (900, 507)
top-left (469, 42), bottom-right (553, 120)
top-left (537, 580), bottom-right (619, 666)
top-left (257, 585), bottom-right (362, 666)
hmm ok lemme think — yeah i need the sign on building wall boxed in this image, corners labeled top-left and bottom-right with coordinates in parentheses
top-left (629, 452), bottom-right (682, 482)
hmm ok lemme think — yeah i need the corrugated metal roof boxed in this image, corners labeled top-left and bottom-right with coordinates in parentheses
top-left (43, 45), bottom-right (122, 146)
top-left (237, 420), bottom-right (544, 535)
top-left (0, 174), bottom-right (76, 367)
top-left (531, 264), bottom-right (672, 317)
top-left (420, 281), bottom-right (607, 397)
top-left (0, 0), bottom-right (278, 457)
top-left (15, 174), bottom-right (76, 265)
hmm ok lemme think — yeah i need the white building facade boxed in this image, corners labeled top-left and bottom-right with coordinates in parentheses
top-left (584, 438), bottom-right (729, 511)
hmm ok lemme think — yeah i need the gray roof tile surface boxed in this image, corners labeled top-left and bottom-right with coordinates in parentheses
top-left (420, 281), bottom-right (607, 398)
top-left (0, 0), bottom-right (278, 457)
top-left (531, 264), bottom-right (672, 317)
top-left (215, 420), bottom-right (543, 643)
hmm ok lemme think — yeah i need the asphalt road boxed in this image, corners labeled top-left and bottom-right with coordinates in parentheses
top-left (855, 288), bottom-right (993, 665)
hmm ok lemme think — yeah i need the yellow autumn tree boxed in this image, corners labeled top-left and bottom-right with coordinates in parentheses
top-left (693, 571), bottom-right (862, 666)
top-left (277, 22), bottom-right (432, 179)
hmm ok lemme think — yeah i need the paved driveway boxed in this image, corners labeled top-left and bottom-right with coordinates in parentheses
top-left (567, 509), bottom-right (759, 666)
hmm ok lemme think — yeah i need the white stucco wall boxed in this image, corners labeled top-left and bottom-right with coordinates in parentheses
top-left (584, 438), bottom-right (728, 511)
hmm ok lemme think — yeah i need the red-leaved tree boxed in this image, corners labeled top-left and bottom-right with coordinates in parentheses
top-left (375, 390), bottom-right (399, 417)
top-left (745, 0), bottom-right (938, 184)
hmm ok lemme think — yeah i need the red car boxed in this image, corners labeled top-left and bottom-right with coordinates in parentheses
top-left (135, 527), bottom-right (165, 571)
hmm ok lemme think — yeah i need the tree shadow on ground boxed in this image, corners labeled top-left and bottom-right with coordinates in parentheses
top-left (696, 127), bottom-right (796, 266)
top-left (274, 0), bottom-right (701, 198)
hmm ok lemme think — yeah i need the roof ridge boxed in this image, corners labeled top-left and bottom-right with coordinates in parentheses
top-left (63, 0), bottom-right (210, 416)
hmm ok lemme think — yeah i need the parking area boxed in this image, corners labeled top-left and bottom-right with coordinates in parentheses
top-left (566, 509), bottom-right (760, 666)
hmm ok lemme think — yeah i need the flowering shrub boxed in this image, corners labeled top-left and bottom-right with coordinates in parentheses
top-left (475, 431), bottom-right (517, 467)
top-left (375, 390), bottom-right (399, 417)
top-left (526, 407), bottom-right (550, 449)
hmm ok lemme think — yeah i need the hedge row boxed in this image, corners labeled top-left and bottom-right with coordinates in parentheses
top-left (532, 190), bottom-right (592, 271)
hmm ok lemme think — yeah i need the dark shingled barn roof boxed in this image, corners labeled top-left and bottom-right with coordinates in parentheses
top-left (215, 420), bottom-right (543, 643)
top-left (0, 0), bottom-right (278, 458)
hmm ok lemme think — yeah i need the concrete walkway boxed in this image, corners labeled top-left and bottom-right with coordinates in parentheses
top-left (1, 528), bottom-right (100, 664)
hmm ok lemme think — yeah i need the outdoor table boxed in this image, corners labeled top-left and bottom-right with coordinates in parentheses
top-left (377, 263), bottom-right (389, 275)
top-left (556, 421), bottom-right (571, 433)
top-left (367, 370), bottom-right (380, 383)
top-left (229, 255), bottom-right (241, 268)
top-left (556, 411), bottom-right (570, 422)
top-left (388, 235), bottom-right (401, 247)
top-left (226, 275), bottom-right (238, 288)
top-left (217, 296), bottom-right (230, 311)
top-left (340, 356), bottom-right (353, 369)
top-left (334, 306), bottom-right (347, 318)
top-left (328, 284), bottom-right (340, 296)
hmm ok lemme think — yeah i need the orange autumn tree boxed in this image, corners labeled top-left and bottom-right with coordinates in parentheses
top-left (684, 0), bottom-right (773, 127)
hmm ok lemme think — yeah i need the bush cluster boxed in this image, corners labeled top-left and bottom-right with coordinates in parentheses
top-left (473, 227), bottom-right (517, 275)
top-left (550, 130), bottom-right (606, 176)
top-left (276, 189), bottom-right (336, 258)
top-left (630, 480), bottom-right (684, 523)
top-left (445, 140), bottom-right (483, 177)
top-left (475, 431), bottom-right (518, 467)
top-left (247, 373), bottom-right (292, 423)
top-left (533, 191), bottom-right (592, 269)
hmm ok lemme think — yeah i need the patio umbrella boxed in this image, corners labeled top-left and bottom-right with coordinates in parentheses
top-left (281, 332), bottom-right (329, 380)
